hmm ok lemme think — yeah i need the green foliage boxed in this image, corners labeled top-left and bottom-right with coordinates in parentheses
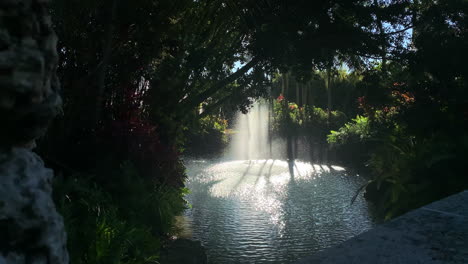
top-left (198, 115), bottom-right (228, 136)
top-left (365, 130), bottom-right (467, 220)
top-left (326, 114), bottom-right (382, 168)
top-left (46, 0), bottom-right (467, 241)
top-left (184, 115), bottom-right (228, 156)
top-left (54, 161), bottom-right (188, 264)
top-left (349, 0), bottom-right (468, 218)
top-left (330, 96), bottom-right (468, 220)
top-left (272, 99), bottom-right (347, 144)
top-left (327, 115), bottom-right (371, 145)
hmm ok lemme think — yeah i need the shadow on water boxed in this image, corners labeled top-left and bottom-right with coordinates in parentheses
top-left (287, 160), bottom-right (304, 182)
top-left (265, 159), bottom-right (276, 183)
top-left (288, 160), bottom-right (295, 180)
top-left (320, 164), bottom-right (334, 173)
top-left (279, 168), bottom-right (376, 259)
top-left (190, 178), bottom-right (225, 193)
top-left (230, 160), bottom-right (253, 194)
top-left (293, 162), bottom-right (303, 179)
top-left (184, 102), bottom-right (375, 263)
top-left (257, 159), bottom-right (268, 176)
top-left (254, 159), bottom-right (269, 186)
top-left (184, 159), bottom-right (376, 264)
top-left (267, 160), bottom-right (275, 173)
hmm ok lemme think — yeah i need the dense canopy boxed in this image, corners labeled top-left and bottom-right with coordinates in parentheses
top-left (19, 0), bottom-right (468, 262)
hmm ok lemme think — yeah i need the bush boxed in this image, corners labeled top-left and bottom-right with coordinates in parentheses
top-left (272, 99), bottom-right (347, 142)
top-left (184, 115), bottom-right (228, 156)
top-left (365, 130), bottom-right (467, 220)
top-left (54, 161), bottom-right (188, 264)
top-left (327, 115), bottom-right (371, 145)
top-left (329, 106), bottom-right (468, 220)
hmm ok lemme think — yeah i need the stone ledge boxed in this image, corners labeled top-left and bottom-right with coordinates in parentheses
top-left (296, 191), bottom-right (468, 264)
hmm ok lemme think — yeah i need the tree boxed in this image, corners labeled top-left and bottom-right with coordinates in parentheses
top-left (330, 0), bottom-right (468, 218)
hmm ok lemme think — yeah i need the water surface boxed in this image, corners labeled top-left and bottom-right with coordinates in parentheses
top-left (183, 159), bottom-right (374, 264)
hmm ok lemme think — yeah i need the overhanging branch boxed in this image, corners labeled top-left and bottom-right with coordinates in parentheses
top-left (183, 56), bottom-right (260, 110)
top-left (382, 25), bottom-right (414, 36)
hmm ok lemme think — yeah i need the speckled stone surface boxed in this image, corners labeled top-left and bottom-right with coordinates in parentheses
top-left (296, 191), bottom-right (468, 264)
top-left (0, 149), bottom-right (69, 264)
top-left (0, 0), bottom-right (68, 263)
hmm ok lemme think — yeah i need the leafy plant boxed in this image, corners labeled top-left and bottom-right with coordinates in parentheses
top-left (184, 115), bottom-right (229, 156)
top-left (54, 161), bottom-right (188, 264)
top-left (327, 115), bottom-right (371, 145)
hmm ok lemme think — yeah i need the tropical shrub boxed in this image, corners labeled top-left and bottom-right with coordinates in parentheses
top-left (54, 161), bottom-right (188, 264)
top-left (327, 115), bottom-right (371, 145)
top-left (272, 98), bottom-right (347, 141)
top-left (327, 115), bottom-right (377, 168)
top-left (329, 79), bottom-right (468, 220)
top-left (363, 128), bottom-right (467, 220)
top-left (184, 115), bottom-right (229, 156)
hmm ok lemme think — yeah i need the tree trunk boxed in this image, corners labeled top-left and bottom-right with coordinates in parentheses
top-left (325, 63), bottom-right (333, 164)
top-left (374, 0), bottom-right (387, 71)
top-left (308, 82), bottom-right (314, 106)
top-left (268, 98), bottom-right (273, 158)
top-left (296, 80), bottom-right (300, 105)
top-left (95, 0), bottom-right (118, 125)
top-left (302, 83), bottom-right (307, 106)
top-left (281, 73), bottom-right (285, 95)
top-left (411, 0), bottom-right (420, 46)
top-left (327, 65), bottom-right (332, 121)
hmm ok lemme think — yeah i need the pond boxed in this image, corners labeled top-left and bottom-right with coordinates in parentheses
top-left (182, 158), bottom-right (375, 264)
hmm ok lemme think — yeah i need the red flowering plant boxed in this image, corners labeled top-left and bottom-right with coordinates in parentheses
top-left (277, 93), bottom-right (285, 102)
top-left (389, 81), bottom-right (414, 106)
top-left (99, 85), bottom-right (186, 188)
top-left (357, 96), bottom-right (375, 117)
top-left (391, 90), bottom-right (415, 105)
top-left (357, 80), bottom-right (416, 120)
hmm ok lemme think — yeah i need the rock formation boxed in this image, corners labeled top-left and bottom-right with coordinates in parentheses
top-left (0, 0), bottom-right (68, 263)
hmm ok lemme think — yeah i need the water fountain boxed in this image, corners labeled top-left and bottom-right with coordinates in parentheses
top-left (183, 100), bottom-right (374, 264)
top-left (227, 101), bottom-right (272, 160)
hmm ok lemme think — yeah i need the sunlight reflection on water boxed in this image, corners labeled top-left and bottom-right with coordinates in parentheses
top-left (183, 159), bottom-right (375, 264)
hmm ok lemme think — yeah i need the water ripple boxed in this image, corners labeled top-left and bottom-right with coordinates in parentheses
top-left (183, 159), bottom-right (375, 264)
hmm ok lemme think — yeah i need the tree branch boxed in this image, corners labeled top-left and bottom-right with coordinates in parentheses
top-left (183, 56), bottom-right (260, 110)
top-left (382, 25), bottom-right (414, 36)
top-left (199, 94), bottom-right (232, 118)
top-left (95, 0), bottom-right (118, 124)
